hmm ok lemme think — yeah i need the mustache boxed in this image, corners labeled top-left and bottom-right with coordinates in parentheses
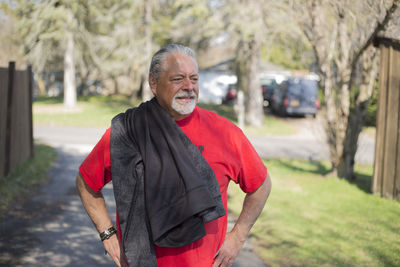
top-left (174, 91), bottom-right (196, 98)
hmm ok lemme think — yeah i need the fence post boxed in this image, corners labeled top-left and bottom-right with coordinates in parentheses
top-left (27, 65), bottom-right (34, 158)
top-left (4, 61), bottom-right (15, 177)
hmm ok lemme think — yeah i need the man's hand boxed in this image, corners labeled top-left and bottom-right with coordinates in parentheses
top-left (76, 173), bottom-right (127, 266)
top-left (213, 175), bottom-right (272, 267)
top-left (103, 235), bottom-right (128, 267)
top-left (212, 231), bottom-right (245, 267)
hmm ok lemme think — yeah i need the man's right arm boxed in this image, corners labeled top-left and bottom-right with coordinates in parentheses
top-left (76, 173), bottom-right (127, 267)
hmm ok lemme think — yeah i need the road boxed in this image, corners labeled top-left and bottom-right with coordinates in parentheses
top-left (0, 124), bottom-right (272, 267)
top-left (0, 119), bottom-right (374, 266)
top-left (32, 115), bottom-right (375, 164)
top-left (248, 115), bottom-right (374, 164)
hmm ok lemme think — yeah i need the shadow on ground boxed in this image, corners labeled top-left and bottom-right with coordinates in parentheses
top-left (270, 158), bottom-right (373, 194)
top-left (0, 146), bottom-right (116, 267)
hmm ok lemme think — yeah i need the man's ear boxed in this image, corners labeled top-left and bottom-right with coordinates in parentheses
top-left (149, 73), bottom-right (157, 95)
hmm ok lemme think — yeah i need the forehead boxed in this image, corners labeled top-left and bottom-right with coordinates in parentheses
top-left (163, 53), bottom-right (198, 73)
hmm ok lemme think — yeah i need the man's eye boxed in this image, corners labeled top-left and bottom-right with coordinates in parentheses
top-left (173, 78), bottom-right (183, 82)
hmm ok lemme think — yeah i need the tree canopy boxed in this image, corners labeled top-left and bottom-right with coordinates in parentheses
top-left (2, 0), bottom-right (400, 179)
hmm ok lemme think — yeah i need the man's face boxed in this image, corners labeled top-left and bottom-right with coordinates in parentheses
top-left (149, 53), bottom-right (199, 121)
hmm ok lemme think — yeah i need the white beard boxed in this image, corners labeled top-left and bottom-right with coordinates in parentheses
top-left (171, 91), bottom-right (197, 115)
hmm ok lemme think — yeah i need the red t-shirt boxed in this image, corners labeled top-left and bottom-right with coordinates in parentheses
top-left (79, 106), bottom-right (267, 267)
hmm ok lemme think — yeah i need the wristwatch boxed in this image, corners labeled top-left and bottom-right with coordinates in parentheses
top-left (99, 226), bottom-right (117, 242)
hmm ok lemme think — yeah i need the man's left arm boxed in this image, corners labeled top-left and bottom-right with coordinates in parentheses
top-left (213, 173), bottom-right (272, 267)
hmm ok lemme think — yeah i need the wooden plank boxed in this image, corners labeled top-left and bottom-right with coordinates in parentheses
top-left (4, 62), bottom-right (15, 177)
top-left (28, 66), bottom-right (34, 158)
top-left (396, 51), bottom-right (400, 201)
top-left (9, 69), bottom-right (30, 172)
top-left (372, 44), bottom-right (390, 195)
top-left (382, 46), bottom-right (400, 199)
top-left (0, 68), bottom-right (9, 177)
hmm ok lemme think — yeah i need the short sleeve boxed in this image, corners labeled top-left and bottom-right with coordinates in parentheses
top-left (79, 128), bottom-right (112, 193)
top-left (230, 129), bottom-right (267, 193)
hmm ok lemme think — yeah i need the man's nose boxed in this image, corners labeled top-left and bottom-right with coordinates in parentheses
top-left (183, 78), bottom-right (195, 91)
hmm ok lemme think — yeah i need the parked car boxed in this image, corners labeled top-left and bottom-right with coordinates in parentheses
top-left (198, 70), bottom-right (237, 104)
top-left (222, 77), bottom-right (281, 106)
top-left (270, 77), bottom-right (320, 117)
top-left (260, 77), bottom-right (280, 107)
top-left (222, 83), bottom-right (238, 105)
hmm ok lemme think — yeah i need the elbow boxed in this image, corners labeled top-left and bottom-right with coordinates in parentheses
top-left (76, 173), bottom-right (84, 195)
top-left (267, 173), bottom-right (272, 189)
top-left (264, 173), bottom-right (272, 198)
top-left (76, 173), bottom-right (102, 198)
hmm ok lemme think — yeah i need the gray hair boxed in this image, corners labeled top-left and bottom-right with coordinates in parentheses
top-left (149, 44), bottom-right (198, 81)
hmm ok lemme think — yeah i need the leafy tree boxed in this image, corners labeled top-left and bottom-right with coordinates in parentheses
top-left (0, 5), bottom-right (24, 68)
top-left (217, 0), bottom-right (272, 126)
top-left (13, 0), bottom-right (92, 107)
top-left (262, 33), bottom-right (314, 71)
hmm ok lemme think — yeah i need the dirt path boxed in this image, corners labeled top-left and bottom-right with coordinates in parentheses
top-left (0, 142), bottom-right (266, 267)
top-left (1, 118), bottom-right (375, 266)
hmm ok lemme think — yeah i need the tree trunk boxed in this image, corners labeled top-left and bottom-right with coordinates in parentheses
top-left (37, 74), bottom-right (47, 95)
top-left (298, 0), bottom-right (396, 180)
top-left (64, 29), bottom-right (77, 108)
top-left (337, 48), bottom-right (379, 179)
top-left (235, 39), bottom-right (264, 126)
top-left (78, 70), bottom-right (90, 96)
top-left (337, 104), bottom-right (364, 179)
top-left (111, 75), bottom-right (119, 95)
top-left (141, 0), bottom-right (153, 102)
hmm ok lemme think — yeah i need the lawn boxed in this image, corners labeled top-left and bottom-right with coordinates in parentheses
top-left (0, 143), bottom-right (57, 217)
top-left (33, 96), bottom-right (298, 135)
top-left (228, 159), bottom-right (400, 267)
top-left (198, 103), bottom-right (298, 136)
top-left (33, 95), bottom-right (135, 127)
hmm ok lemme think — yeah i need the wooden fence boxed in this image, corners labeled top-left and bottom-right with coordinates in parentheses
top-left (0, 62), bottom-right (34, 178)
top-left (372, 38), bottom-right (400, 201)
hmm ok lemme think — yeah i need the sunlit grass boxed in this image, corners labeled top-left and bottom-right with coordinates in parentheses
top-left (243, 115), bottom-right (298, 136)
top-left (0, 143), bottom-right (57, 217)
top-left (228, 159), bottom-right (400, 267)
top-left (34, 96), bottom-right (298, 135)
top-left (198, 103), bottom-right (298, 136)
top-left (33, 95), bottom-right (136, 127)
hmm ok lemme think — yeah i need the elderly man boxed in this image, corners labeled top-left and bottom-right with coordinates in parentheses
top-left (76, 44), bottom-right (271, 267)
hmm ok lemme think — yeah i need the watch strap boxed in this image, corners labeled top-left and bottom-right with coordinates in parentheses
top-left (99, 226), bottom-right (117, 242)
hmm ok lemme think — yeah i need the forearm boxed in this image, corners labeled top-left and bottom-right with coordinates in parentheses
top-left (212, 174), bottom-right (271, 266)
top-left (76, 173), bottom-right (113, 233)
top-left (76, 173), bottom-right (126, 266)
top-left (231, 173), bottom-right (272, 241)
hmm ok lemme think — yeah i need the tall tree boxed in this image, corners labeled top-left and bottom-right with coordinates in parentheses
top-left (220, 0), bottom-right (269, 126)
top-left (0, 5), bottom-right (25, 67)
top-left (293, 0), bottom-right (399, 179)
top-left (217, 0), bottom-right (291, 126)
top-left (14, 0), bottom-right (91, 107)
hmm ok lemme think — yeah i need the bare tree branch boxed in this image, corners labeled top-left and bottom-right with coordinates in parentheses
top-left (351, 0), bottom-right (399, 68)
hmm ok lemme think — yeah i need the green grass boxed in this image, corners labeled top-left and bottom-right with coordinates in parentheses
top-left (33, 97), bottom-right (297, 135)
top-left (198, 103), bottom-right (298, 135)
top-left (243, 115), bottom-right (298, 136)
top-left (228, 159), bottom-right (400, 267)
top-left (0, 143), bottom-right (57, 216)
top-left (33, 95), bottom-right (136, 127)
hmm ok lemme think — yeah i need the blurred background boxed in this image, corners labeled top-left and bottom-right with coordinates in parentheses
top-left (1, 0), bottom-right (400, 266)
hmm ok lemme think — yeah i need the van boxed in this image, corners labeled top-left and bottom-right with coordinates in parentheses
top-left (270, 77), bottom-right (320, 117)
